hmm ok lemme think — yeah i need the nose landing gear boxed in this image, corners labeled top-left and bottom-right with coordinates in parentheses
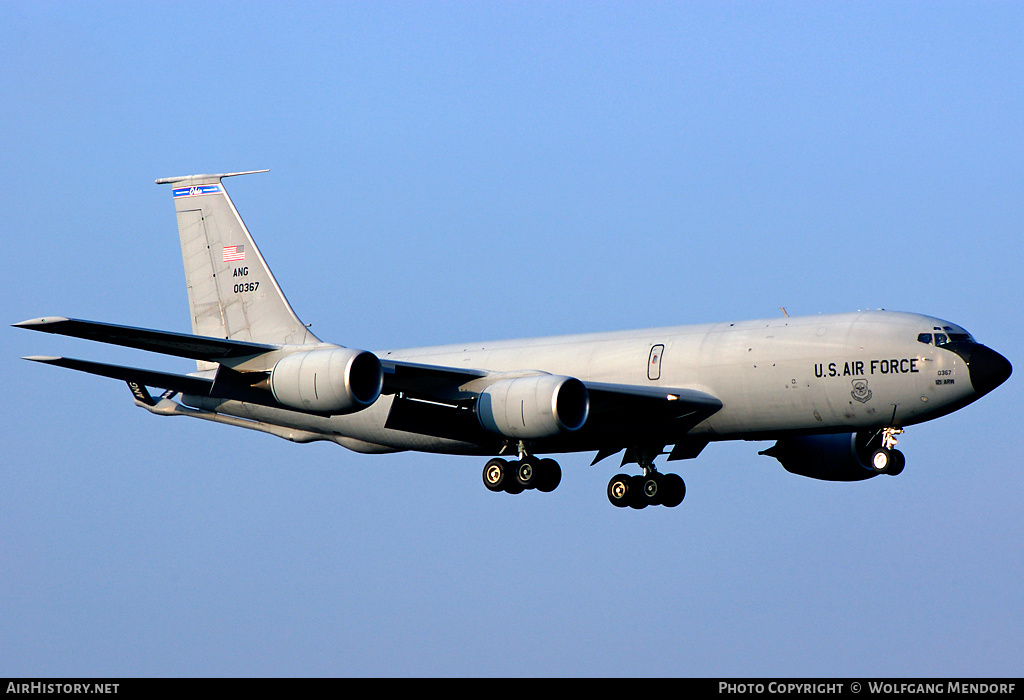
top-left (868, 427), bottom-right (906, 476)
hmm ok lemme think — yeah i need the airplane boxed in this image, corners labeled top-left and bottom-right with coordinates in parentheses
top-left (15, 171), bottom-right (1012, 509)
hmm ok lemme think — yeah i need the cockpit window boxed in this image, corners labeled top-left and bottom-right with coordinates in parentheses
top-left (919, 329), bottom-right (974, 346)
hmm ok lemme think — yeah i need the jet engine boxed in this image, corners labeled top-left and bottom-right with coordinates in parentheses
top-left (476, 375), bottom-right (589, 440)
top-left (760, 432), bottom-right (893, 481)
top-left (269, 347), bottom-right (383, 413)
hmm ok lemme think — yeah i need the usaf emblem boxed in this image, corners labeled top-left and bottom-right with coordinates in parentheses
top-left (851, 379), bottom-right (873, 403)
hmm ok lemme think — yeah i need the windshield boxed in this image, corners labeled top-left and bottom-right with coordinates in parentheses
top-left (918, 326), bottom-right (974, 347)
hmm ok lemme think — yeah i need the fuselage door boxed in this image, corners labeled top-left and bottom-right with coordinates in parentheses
top-left (648, 344), bottom-right (665, 381)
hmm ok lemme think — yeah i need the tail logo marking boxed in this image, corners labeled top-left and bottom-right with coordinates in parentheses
top-left (222, 245), bottom-right (245, 262)
top-left (172, 184), bottom-right (222, 198)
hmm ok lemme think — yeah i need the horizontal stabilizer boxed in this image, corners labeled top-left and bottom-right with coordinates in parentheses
top-left (14, 317), bottom-right (278, 361)
top-left (23, 356), bottom-right (214, 396)
top-left (154, 170), bottom-right (269, 185)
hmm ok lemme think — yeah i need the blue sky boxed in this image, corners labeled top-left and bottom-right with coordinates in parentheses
top-left (2, 2), bottom-right (1021, 677)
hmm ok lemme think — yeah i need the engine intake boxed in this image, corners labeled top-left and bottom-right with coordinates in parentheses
top-left (477, 375), bottom-right (589, 439)
top-left (270, 348), bottom-right (383, 414)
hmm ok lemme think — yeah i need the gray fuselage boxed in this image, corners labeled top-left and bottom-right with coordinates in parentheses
top-left (192, 310), bottom-right (993, 456)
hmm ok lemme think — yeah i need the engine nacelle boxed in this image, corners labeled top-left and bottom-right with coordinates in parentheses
top-left (760, 432), bottom-right (880, 482)
top-left (477, 375), bottom-right (589, 440)
top-left (270, 348), bottom-right (383, 414)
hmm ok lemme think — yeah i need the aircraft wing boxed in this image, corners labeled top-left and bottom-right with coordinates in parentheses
top-left (380, 360), bottom-right (723, 448)
top-left (579, 381), bottom-right (721, 438)
top-left (14, 317), bottom-right (278, 360)
top-left (380, 362), bottom-right (722, 419)
top-left (585, 381), bottom-right (722, 413)
top-left (21, 356), bottom-right (317, 414)
top-left (23, 356), bottom-right (214, 400)
top-left (380, 359), bottom-right (487, 397)
top-left (19, 319), bottom-right (722, 447)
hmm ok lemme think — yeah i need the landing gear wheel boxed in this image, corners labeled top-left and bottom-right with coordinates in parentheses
top-left (503, 472), bottom-right (525, 494)
top-left (483, 458), bottom-right (510, 492)
top-left (870, 447), bottom-right (893, 474)
top-left (887, 449), bottom-right (906, 476)
top-left (536, 458), bottom-right (562, 493)
top-left (628, 475), bottom-right (648, 509)
top-left (660, 473), bottom-right (686, 508)
top-left (515, 456), bottom-right (541, 489)
top-left (641, 473), bottom-right (663, 507)
top-left (607, 474), bottom-right (632, 508)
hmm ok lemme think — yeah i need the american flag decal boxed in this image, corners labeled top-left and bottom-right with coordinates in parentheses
top-left (223, 245), bottom-right (245, 262)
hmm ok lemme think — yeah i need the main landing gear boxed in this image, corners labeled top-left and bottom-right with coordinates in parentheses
top-left (604, 446), bottom-right (686, 509)
top-left (606, 468), bottom-right (685, 509)
top-left (483, 455), bottom-right (562, 494)
top-left (480, 444), bottom-right (686, 508)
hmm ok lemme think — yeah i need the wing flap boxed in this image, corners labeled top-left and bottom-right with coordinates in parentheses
top-left (14, 317), bottom-right (278, 360)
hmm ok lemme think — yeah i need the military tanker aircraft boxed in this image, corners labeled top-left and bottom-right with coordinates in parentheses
top-left (16, 171), bottom-right (1012, 509)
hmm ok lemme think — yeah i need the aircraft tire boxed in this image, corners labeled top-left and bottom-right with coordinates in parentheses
top-left (504, 474), bottom-right (525, 494)
top-left (515, 456), bottom-right (541, 489)
top-left (887, 450), bottom-right (906, 476)
top-left (607, 474), bottom-right (632, 507)
top-left (536, 459), bottom-right (561, 493)
top-left (641, 474), bottom-right (663, 506)
top-left (661, 473), bottom-right (686, 507)
top-left (628, 475), bottom-right (648, 509)
top-left (483, 458), bottom-right (510, 492)
top-left (870, 447), bottom-right (893, 474)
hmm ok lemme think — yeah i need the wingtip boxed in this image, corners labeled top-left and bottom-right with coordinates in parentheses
top-left (23, 355), bottom-right (62, 362)
top-left (13, 317), bottom-right (70, 328)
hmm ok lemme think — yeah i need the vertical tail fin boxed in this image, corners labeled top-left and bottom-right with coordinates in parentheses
top-left (156, 171), bottom-right (320, 365)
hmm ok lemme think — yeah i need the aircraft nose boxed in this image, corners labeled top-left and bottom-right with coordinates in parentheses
top-left (960, 344), bottom-right (1013, 397)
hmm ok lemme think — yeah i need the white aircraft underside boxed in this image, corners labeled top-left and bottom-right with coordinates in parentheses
top-left (17, 171), bottom-right (1012, 509)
